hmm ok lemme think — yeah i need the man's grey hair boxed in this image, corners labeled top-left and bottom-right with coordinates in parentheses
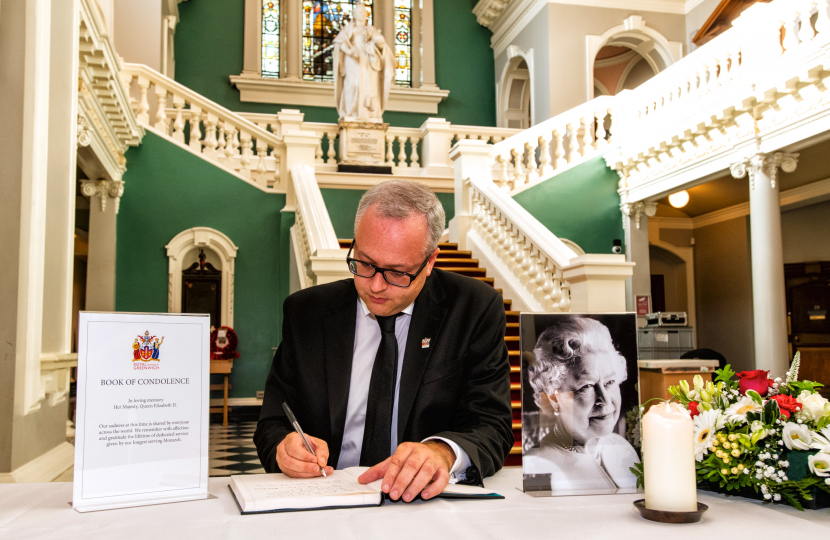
top-left (354, 180), bottom-right (446, 258)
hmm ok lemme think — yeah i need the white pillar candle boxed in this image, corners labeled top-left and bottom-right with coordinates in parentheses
top-left (643, 402), bottom-right (697, 511)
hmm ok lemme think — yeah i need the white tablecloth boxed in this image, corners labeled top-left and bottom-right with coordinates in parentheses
top-left (2, 467), bottom-right (828, 539)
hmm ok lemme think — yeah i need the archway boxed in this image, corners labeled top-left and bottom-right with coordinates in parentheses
top-left (586, 16), bottom-right (682, 100)
top-left (166, 227), bottom-right (238, 327)
top-left (499, 55), bottom-right (531, 129)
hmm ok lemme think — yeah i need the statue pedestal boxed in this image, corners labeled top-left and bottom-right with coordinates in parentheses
top-left (338, 121), bottom-right (391, 174)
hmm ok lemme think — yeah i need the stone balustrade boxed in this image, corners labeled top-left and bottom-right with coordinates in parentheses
top-left (610, 0), bottom-right (830, 201)
top-left (289, 165), bottom-right (351, 290)
top-left (488, 97), bottom-right (616, 193)
top-left (450, 140), bottom-right (633, 314)
top-left (122, 64), bottom-right (285, 191)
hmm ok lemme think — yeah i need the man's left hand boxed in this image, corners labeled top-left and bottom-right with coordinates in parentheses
top-left (357, 441), bottom-right (455, 502)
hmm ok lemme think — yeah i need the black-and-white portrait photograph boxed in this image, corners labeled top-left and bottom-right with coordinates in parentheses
top-left (521, 313), bottom-right (640, 496)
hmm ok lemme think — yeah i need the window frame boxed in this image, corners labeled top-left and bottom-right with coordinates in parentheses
top-left (233, 0), bottom-right (448, 114)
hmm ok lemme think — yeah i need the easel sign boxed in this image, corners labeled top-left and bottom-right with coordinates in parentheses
top-left (73, 312), bottom-right (210, 512)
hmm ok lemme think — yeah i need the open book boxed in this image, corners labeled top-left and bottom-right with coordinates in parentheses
top-left (229, 466), bottom-right (503, 514)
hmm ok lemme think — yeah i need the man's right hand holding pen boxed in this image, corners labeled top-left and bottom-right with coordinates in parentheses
top-left (276, 432), bottom-right (334, 478)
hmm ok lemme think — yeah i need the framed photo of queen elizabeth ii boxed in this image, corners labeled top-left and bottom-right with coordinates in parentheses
top-left (520, 313), bottom-right (641, 496)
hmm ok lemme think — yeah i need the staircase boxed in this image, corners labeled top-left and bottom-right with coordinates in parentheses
top-left (339, 239), bottom-right (523, 465)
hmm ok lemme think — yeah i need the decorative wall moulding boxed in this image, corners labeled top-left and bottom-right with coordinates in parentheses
top-left (230, 75), bottom-right (450, 115)
top-left (730, 152), bottom-right (799, 190)
top-left (482, 0), bottom-right (701, 56)
top-left (621, 201), bottom-right (657, 229)
top-left (79, 179), bottom-right (125, 214)
top-left (166, 227), bottom-right (238, 328)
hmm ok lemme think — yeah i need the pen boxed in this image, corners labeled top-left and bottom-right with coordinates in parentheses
top-left (282, 402), bottom-right (326, 477)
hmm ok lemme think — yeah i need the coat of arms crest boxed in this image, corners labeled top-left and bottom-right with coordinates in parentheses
top-left (133, 331), bottom-right (164, 362)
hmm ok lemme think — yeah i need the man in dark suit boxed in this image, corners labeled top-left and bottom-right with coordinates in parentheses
top-left (255, 179), bottom-right (513, 502)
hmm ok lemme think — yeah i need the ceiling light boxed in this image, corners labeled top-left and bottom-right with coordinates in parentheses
top-left (669, 190), bottom-right (689, 208)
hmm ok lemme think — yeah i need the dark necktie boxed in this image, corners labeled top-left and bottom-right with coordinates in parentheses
top-left (360, 313), bottom-right (401, 467)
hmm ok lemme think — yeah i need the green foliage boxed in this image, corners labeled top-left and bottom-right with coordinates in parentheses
top-left (715, 364), bottom-right (737, 385)
top-left (788, 380), bottom-right (824, 396)
top-left (630, 462), bottom-right (644, 490)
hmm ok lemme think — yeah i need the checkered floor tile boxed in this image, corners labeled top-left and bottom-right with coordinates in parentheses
top-left (209, 422), bottom-right (265, 477)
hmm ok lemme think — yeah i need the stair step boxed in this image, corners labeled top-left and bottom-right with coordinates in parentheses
top-left (510, 443), bottom-right (522, 455)
top-left (474, 277), bottom-right (495, 286)
top-left (438, 242), bottom-right (458, 250)
top-left (437, 250), bottom-right (472, 259)
top-left (433, 258), bottom-right (479, 268)
top-left (512, 422), bottom-right (521, 430)
top-left (338, 239), bottom-right (352, 249)
top-left (511, 400), bottom-right (520, 409)
top-left (438, 267), bottom-right (488, 277)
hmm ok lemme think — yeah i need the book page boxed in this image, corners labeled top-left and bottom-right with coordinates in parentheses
top-left (236, 471), bottom-right (376, 500)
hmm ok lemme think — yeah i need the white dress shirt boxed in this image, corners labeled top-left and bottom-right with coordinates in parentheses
top-left (336, 298), bottom-right (471, 482)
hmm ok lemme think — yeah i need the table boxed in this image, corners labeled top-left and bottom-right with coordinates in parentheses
top-left (2, 468), bottom-right (829, 539)
top-left (209, 359), bottom-right (233, 426)
top-left (638, 359), bottom-right (719, 410)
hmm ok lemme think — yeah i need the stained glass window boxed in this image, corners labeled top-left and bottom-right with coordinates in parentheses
top-left (394, 0), bottom-right (412, 87)
top-left (302, 1), bottom-right (373, 82)
top-left (262, 1), bottom-right (280, 78)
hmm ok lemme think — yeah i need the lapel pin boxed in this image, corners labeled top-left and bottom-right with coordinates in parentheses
top-left (421, 338), bottom-right (431, 349)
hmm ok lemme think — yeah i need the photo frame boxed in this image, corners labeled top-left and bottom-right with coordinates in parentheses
top-left (520, 313), bottom-right (641, 496)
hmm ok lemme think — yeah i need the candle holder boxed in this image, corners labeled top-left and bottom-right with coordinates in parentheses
top-left (633, 500), bottom-right (708, 523)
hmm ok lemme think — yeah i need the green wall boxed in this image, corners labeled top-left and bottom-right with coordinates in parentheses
top-left (116, 131), bottom-right (287, 399)
top-left (321, 188), bottom-right (455, 240)
top-left (512, 156), bottom-right (624, 254)
top-left (174, 0), bottom-right (496, 127)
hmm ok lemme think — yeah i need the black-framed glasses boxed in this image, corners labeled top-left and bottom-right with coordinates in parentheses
top-left (346, 240), bottom-right (430, 288)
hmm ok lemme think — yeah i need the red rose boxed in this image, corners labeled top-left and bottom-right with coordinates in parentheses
top-left (736, 370), bottom-right (771, 397)
top-left (688, 401), bottom-right (700, 417)
top-left (769, 394), bottom-right (802, 419)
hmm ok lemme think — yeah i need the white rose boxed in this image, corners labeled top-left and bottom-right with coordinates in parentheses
top-left (796, 391), bottom-right (830, 423)
top-left (783, 423), bottom-right (812, 450)
top-left (808, 452), bottom-right (830, 477)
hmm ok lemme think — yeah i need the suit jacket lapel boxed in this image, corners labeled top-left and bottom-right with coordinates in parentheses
top-left (397, 273), bottom-right (447, 442)
top-left (324, 283), bottom-right (357, 458)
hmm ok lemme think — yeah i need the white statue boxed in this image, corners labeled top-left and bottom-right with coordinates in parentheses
top-left (333, 4), bottom-right (394, 123)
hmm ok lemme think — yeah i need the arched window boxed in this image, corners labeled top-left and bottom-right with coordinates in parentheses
top-left (393, 0), bottom-right (412, 87)
top-left (239, 0), bottom-right (445, 111)
top-left (262, 1), bottom-right (281, 77)
top-left (301, 1), bottom-right (374, 82)
top-left (258, 0), bottom-right (415, 88)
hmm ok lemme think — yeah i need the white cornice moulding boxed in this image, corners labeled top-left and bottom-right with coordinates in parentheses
top-left (314, 171), bottom-right (454, 192)
top-left (488, 0), bottom-right (702, 56)
top-left (547, 0), bottom-right (691, 14)
top-left (229, 75), bottom-right (450, 115)
top-left (649, 216), bottom-right (694, 229)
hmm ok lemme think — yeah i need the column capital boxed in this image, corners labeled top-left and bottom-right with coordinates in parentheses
top-left (620, 201), bottom-right (656, 229)
top-left (730, 152), bottom-right (799, 190)
top-left (80, 179), bottom-right (125, 214)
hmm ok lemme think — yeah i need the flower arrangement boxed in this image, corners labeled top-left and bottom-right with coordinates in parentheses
top-left (638, 353), bottom-right (830, 510)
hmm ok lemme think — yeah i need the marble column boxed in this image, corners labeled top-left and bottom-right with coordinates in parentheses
top-left (284, 0), bottom-right (302, 80)
top-left (420, 0), bottom-right (437, 89)
top-left (730, 152), bottom-right (798, 376)
top-left (42, 0), bottom-right (80, 357)
top-left (82, 179), bottom-right (123, 312)
top-left (241, 0), bottom-right (262, 77)
top-left (621, 201), bottom-right (655, 321)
